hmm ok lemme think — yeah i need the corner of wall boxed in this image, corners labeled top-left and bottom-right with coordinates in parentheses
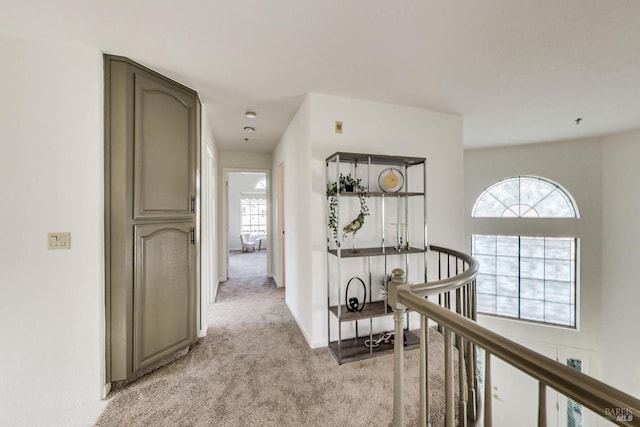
top-left (271, 94), bottom-right (314, 343)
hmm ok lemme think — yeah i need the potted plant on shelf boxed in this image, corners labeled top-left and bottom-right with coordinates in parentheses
top-left (327, 173), bottom-right (370, 248)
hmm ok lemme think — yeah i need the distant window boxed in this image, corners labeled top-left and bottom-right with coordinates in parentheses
top-left (471, 176), bottom-right (579, 328)
top-left (472, 176), bottom-right (578, 218)
top-left (473, 235), bottom-right (577, 327)
top-left (241, 197), bottom-right (266, 234)
top-left (255, 177), bottom-right (266, 190)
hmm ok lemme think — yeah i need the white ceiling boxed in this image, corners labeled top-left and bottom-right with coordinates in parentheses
top-left (2, 0), bottom-right (640, 152)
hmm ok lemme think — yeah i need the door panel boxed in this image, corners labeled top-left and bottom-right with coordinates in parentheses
top-left (134, 223), bottom-right (195, 371)
top-left (134, 74), bottom-right (196, 219)
top-left (105, 55), bottom-right (200, 383)
top-left (491, 343), bottom-right (559, 427)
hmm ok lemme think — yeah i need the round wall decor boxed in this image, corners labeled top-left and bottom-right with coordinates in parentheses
top-left (378, 167), bottom-right (404, 192)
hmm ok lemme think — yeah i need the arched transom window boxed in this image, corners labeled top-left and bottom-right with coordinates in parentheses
top-left (471, 176), bottom-right (579, 328)
top-left (472, 176), bottom-right (579, 218)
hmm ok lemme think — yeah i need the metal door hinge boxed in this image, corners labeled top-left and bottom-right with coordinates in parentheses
top-left (190, 227), bottom-right (195, 245)
top-left (191, 196), bottom-right (196, 213)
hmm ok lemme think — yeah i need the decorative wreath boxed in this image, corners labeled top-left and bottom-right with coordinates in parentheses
top-left (327, 173), bottom-right (370, 245)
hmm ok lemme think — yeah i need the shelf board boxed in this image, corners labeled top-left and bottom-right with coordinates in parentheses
top-left (326, 152), bottom-right (426, 166)
top-left (328, 245), bottom-right (426, 258)
top-left (328, 330), bottom-right (420, 364)
top-left (330, 191), bottom-right (424, 197)
top-left (329, 300), bottom-right (393, 321)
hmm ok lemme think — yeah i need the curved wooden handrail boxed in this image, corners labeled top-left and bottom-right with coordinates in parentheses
top-left (398, 290), bottom-right (640, 426)
top-left (391, 245), bottom-right (640, 427)
top-left (389, 245), bottom-right (480, 427)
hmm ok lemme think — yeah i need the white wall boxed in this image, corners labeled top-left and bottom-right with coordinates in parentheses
top-left (228, 172), bottom-right (266, 250)
top-left (273, 93), bottom-right (464, 348)
top-left (271, 95), bottom-right (313, 339)
top-left (601, 129), bottom-right (640, 397)
top-left (465, 138), bottom-right (606, 426)
top-left (218, 150), bottom-right (273, 170)
top-left (0, 36), bottom-right (106, 426)
top-left (200, 107), bottom-right (218, 322)
top-left (465, 139), bottom-right (603, 354)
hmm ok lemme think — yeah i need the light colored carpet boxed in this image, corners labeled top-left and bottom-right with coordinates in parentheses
top-left (95, 251), bottom-right (457, 426)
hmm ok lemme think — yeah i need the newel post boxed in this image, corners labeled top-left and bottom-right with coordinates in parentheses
top-left (389, 268), bottom-right (408, 427)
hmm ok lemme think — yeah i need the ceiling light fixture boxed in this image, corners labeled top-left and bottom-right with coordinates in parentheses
top-left (575, 118), bottom-right (582, 125)
top-left (244, 126), bottom-right (256, 132)
top-left (245, 111), bottom-right (257, 119)
top-left (243, 138), bottom-right (249, 143)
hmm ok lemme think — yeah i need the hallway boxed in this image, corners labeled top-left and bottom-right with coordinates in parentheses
top-left (227, 250), bottom-right (268, 281)
top-left (95, 252), bottom-right (448, 426)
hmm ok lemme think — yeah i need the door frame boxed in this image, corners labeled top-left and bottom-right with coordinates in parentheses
top-left (220, 167), bottom-right (272, 283)
top-left (276, 161), bottom-right (285, 287)
top-left (202, 144), bottom-right (216, 325)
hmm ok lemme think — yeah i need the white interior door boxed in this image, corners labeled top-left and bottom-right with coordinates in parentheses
top-left (490, 343), bottom-right (559, 427)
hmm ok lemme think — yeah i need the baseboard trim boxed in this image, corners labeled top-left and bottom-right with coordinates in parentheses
top-left (102, 382), bottom-right (111, 400)
top-left (273, 275), bottom-right (284, 288)
top-left (286, 302), bottom-right (325, 349)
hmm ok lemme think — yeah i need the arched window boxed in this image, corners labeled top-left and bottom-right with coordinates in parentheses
top-left (471, 176), bottom-right (579, 327)
top-left (473, 176), bottom-right (578, 218)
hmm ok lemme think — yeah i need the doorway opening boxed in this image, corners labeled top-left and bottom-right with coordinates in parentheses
top-left (225, 171), bottom-right (270, 282)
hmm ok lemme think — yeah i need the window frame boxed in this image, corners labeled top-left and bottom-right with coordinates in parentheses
top-left (472, 175), bottom-right (580, 219)
top-left (240, 195), bottom-right (267, 235)
top-left (471, 175), bottom-right (580, 329)
top-left (255, 177), bottom-right (266, 190)
top-left (473, 234), bottom-right (578, 328)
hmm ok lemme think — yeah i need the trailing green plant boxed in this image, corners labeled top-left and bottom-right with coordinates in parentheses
top-left (327, 173), bottom-right (370, 245)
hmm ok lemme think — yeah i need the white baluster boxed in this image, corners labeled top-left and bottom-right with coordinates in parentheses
top-left (420, 315), bottom-right (430, 427)
top-left (538, 382), bottom-right (547, 427)
top-left (484, 351), bottom-right (492, 427)
top-left (389, 269), bottom-right (407, 427)
top-left (444, 327), bottom-right (454, 427)
top-left (456, 287), bottom-right (467, 426)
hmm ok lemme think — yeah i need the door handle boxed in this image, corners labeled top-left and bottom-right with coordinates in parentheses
top-left (190, 227), bottom-right (195, 245)
top-left (191, 196), bottom-right (196, 213)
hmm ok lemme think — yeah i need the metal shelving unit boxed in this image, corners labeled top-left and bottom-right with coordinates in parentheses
top-left (325, 152), bottom-right (427, 364)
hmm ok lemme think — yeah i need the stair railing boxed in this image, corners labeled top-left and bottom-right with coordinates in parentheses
top-left (389, 246), bottom-right (640, 427)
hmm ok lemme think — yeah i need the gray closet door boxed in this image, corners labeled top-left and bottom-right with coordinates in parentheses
top-left (134, 223), bottom-right (195, 370)
top-left (133, 74), bottom-right (196, 220)
top-left (105, 55), bottom-right (200, 382)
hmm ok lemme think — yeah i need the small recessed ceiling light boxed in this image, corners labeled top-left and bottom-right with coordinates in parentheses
top-left (245, 111), bottom-right (257, 119)
top-left (244, 126), bottom-right (256, 132)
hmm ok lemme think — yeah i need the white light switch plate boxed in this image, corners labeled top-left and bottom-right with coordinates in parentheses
top-left (48, 232), bottom-right (71, 249)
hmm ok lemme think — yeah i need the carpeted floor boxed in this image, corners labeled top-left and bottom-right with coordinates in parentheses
top-left (95, 251), bottom-right (454, 426)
